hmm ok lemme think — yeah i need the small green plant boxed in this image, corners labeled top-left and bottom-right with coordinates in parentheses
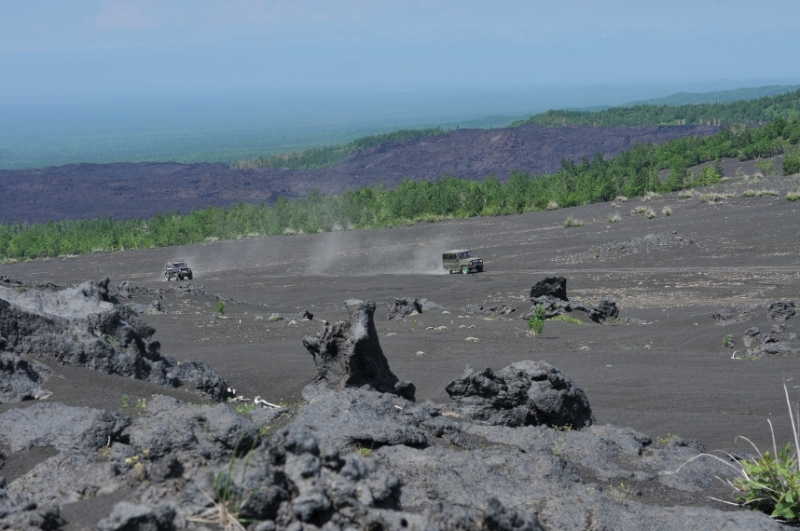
top-left (608, 212), bottom-right (622, 223)
top-left (13, 285), bottom-right (28, 293)
top-left (564, 217), bottom-right (584, 227)
top-left (104, 335), bottom-right (120, 349)
top-left (216, 301), bottom-right (226, 315)
top-left (135, 398), bottom-right (147, 411)
top-left (121, 395), bottom-right (130, 409)
top-left (188, 448), bottom-right (255, 531)
top-left (662, 206), bottom-right (672, 217)
top-left (644, 207), bottom-right (656, 219)
top-left (548, 314), bottom-right (583, 324)
top-left (677, 384), bottom-right (800, 521)
top-left (723, 334), bottom-right (734, 348)
top-left (258, 425), bottom-right (270, 437)
top-left (357, 446), bottom-right (373, 457)
top-left (527, 305), bottom-right (546, 336)
top-left (787, 191), bottom-right (800, 202)
top-left (235, 403), bottom-right (256, 415)
top-left (657, 433), bottom-right (678, 445)
top-left (411, 319), bottom-right (418, 327)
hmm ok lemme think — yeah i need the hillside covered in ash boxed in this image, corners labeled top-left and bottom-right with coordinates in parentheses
top-left (0, 124), bottom-right (716, 224)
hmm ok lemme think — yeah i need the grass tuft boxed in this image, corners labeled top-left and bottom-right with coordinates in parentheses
top-left (548, 314), bottom-right (583, 324)
top-left (662, 206), bottom-right (672, 217)
top-left (607, 212), bottom-right (622, 223)
top-left (787, 191), bottom-right (800, 202)
top-left (644, 207), bottom-right (656, 219)
top-left (564, 217), bottom-right (584, 227)
top-left (546, 200), bottom-right (560, 210)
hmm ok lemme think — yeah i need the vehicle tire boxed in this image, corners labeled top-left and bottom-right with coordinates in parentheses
top-left (165, 274), bottom-right (169, 281)
top-left (188, 273), bottom-right (193, 280)
top-left (477, 266), bottom-right (484, 273)
top-left (461, 266), bottom-right (469, 275)
top-left (178, 275), bottom-right (183, 281)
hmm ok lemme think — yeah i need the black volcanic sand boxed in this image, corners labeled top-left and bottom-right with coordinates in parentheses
top-left (1, 172), bottom-right (799, 475)
top-left (0, 124), bottom-right (717, 223)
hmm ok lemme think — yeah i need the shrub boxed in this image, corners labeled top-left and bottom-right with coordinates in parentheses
top-left (755, 159), bottom-right (777, 177)
top-left (662, 206), bottom-right (672, 217)
top-left (216, 301), bottom-right (226, 315)
top-left (546, 200), bottom-right (559, 210)
top-left (608, 212), bottom-right (622, 223)
top-left (787, 191), bottom-right (800, 202)
top-left (784, 149), bottom-right (800, 176)
top-left (527, 305), bottom-right (546, 336)
top-left (564, 217), bottom-right (584, 227)
top-left (644, 207), bottom-right (656, 219)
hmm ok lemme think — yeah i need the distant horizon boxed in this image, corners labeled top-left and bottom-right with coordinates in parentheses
top-left (1, 80), bottom-right (799, 171)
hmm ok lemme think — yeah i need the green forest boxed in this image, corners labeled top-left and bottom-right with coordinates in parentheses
top-left (2, 117), bottom-right (799, 262)
top-left (233, 128), bottom-right (445, 170)
top-left (513, 89), bottom-right (800, 128)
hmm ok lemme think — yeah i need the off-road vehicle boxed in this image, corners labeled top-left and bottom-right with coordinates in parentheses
top-left (164, 260), bottom-right (193, 281)
top-left (442, 250), bottom-right (484, 274)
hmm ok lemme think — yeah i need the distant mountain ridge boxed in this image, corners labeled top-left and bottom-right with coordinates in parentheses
top-left (627, 85), bottom-right (800, 106)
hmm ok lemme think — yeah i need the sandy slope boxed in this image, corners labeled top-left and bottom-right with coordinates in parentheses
top-left (1, 171), bottom-right (799, 467)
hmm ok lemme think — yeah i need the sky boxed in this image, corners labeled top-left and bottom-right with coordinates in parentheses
top-left (2, 0), bottom-right (800, 101)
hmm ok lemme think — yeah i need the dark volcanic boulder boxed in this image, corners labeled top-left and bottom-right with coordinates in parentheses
top-left (575, 299), bottom-right (619, 323)
top-left (302, 299), bottom-right (415, 400)
top-left (530, 277), bottom-right (568, 301)
top-left (0, 278), bottom-right (230, 401)
top-left (768, 300), bottom-right (796, 321)
top-left (387, 297), bottom-right (443, 320)
top-left (0, 353), bottom-right (51, 404)
top-left (445, 360), bottom-right (594, 429)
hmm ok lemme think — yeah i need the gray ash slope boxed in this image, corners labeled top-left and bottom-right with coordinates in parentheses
top-left (0, 124), bottom-right (717, 223)
top-left (0, 296), bottom-right (782, 530)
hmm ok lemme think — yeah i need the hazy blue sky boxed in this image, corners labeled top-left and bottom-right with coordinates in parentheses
top-left (2, 0), bottom-right (800, 100)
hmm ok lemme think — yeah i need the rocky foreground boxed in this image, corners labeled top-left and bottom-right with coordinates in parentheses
top-left (0, 279), bottom-right (788, 530)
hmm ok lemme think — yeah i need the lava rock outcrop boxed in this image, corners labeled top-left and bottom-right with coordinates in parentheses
top-left (0, 278), bottom-right (231, 401)
top-left (444, 360), bottom-right (594, 428)
top-left (302, 299), bottom-right (416, 400)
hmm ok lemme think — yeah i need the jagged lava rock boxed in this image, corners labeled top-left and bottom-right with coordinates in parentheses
top-left (0, 278), bottom-right (230, 401)
top-left (302, 299), bottom-right (415, 400)
top-left (768, 300), bottom-right (796, 321)
top-left (445, 360), bottom-right (594, 428)
top-left (0, 353), bottom-right (51, 404)
top-left (529, 276), bottom-right (568, 301)
top-left (574, 299), bottom-right (619, 323)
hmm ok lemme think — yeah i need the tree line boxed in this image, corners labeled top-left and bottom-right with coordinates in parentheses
top-left (2, 118), bottom-right (799, 261)
top-left (513, 89), bottom-right (800, 128)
